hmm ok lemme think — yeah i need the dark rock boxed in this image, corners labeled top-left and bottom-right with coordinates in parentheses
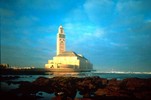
top-left (18, 81), bottom-right (38, 95)
top-left (95, 78), bottom-right (151, 100)
top-left (122, 78), bottom-right (151, 91)
top-left (77, 77), bottom-right (102, 98)
top-left (32, 77), bottom-right (53, 93)
top-left (2, 76), bottom-right (151, 100)
top-left (122, 78), bottom-right (151, 100)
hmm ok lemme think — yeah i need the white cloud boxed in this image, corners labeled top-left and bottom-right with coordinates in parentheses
top-left (116, 0), bottom-right (142, 16)
top-left (109, 42), bottom-right (127, 47)
top-left (84, 0), bottom-right (115, 25)
top-left (94, 28), bottom-right (105, 38)
top-left (63, 22), bottom-right (106, 50)
top-left (64, 23), bottom-right (105, 37)
top-left (63, 5), bottom-right (88, 23)
top-left (145, 19), bottom-right (151, 23)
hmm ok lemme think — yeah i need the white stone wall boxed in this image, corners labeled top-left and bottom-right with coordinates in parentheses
top-left (45, 56), bottom-right (93, 70)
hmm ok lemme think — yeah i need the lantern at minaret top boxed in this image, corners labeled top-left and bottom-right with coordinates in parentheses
top-left (56, 25), bottom-right (66, 55)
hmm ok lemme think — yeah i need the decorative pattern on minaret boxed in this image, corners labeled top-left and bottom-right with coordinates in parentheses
top-left (57, 25), bottom-right (66, 55)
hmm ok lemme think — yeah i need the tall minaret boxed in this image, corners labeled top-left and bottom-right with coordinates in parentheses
top-left (57, 25), bottom-right (66, 55)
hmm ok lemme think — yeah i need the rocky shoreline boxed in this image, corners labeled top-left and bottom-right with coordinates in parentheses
top-left (1, 76), bottom-right (151, 100)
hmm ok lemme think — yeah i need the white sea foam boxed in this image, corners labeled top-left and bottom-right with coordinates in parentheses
top-left (93, 70), bottom-right (151, 74)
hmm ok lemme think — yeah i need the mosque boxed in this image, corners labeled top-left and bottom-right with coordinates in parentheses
top-left (45, 26), bottom-right (93, 71)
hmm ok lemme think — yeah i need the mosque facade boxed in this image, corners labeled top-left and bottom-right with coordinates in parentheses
top-left (45, 26), bottom-right (93, 71)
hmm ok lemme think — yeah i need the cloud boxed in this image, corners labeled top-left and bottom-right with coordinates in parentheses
top-left (1, 0), bottom-right (62, 10)
top-left (115, 0), bottom-right (151, 26)
top-left (64, 6), bottom-right (88, 23)
top-left (0, 8), bottom-right (14, 17)
top-left (3, 0), bottom-right (80, 13)
top-left (94, 28), bottom-right (105, 38)
top-left (116, 0), bottom-right (142, 15)
top-left (109, 42), bottom-right (126, 47)
top-left (64, 23), bottom-right (105, 44)
top-left (145, 19), bottom-right (151, 23)
top-left (83, 0), bottom-right (151, 29)
top-left (84, 0), bottom-right (115, 25)
top-left (1, 0), bottom-right (151, 70)
top-left (0, 8), bottom-right (56, 67)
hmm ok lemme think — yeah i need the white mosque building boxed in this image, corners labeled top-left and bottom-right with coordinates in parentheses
top-left (45, 25), bottom-right (93, 71)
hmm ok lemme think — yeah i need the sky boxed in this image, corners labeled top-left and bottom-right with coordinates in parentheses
top-left (1, 0), bottom-right (151, 72)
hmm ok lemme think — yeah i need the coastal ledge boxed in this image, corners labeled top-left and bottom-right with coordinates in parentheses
top-left (1, 76), bottom-right (151, 100)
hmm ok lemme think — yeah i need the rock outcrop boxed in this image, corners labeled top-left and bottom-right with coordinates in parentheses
top-left (1, 76), bottom-right (151, 100)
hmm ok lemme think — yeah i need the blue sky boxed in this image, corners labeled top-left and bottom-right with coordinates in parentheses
top-left (1, 0), bottom-right (151, 72)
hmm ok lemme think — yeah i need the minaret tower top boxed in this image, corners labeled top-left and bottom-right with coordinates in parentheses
top-left (56, 25), bottom-right (66, 55)
top-left (58, 25), bottom-right (64, 34)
